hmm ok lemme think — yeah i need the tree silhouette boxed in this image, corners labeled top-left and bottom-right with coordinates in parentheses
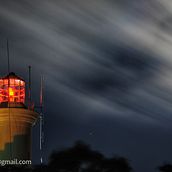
top-left (100, 157), bottom-right (132, 172)
top-left (158, 164), bottom-right (172, 172)
top-left (48, 140), bottom-right (132, 172)
top-left (48, 140), bottom-right (104, 172)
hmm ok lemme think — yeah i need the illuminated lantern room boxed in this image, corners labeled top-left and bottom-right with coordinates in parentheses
top-left (0, 72), bottom-right (25, 104)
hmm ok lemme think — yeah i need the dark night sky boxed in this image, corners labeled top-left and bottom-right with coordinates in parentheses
top-left (1, 0), bottom-right (172, 172)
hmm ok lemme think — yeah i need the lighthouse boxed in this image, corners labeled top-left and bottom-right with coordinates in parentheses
top-left (0, 72), bottom-right (38, 160)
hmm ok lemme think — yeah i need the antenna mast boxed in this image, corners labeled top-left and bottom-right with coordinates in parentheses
top-left (40, 75), bottom-right (44, 164)
top-left (7, 40), bottom-right (10, 73)
top-left (28, 66), bottom-right (32, 109)
top-left (7, 39), bottom-right (12, 159)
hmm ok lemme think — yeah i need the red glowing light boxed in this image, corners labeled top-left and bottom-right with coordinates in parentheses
top-left (9, 88), bottom-right (14, 96)
top-left (0, 73), bottom-right (25, 104)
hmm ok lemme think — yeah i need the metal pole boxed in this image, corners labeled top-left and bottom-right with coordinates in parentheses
top-left (40, 75), bottom-right (44, 164)
top-left (28, 66), bottom-right (31, 109)
top-left (7, 39), bottom-right (10, 74)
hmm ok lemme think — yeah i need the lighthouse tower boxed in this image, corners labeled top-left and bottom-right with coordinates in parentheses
top-left (0, 72), bottom-right (38, 160)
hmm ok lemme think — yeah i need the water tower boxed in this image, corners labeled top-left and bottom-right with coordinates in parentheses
top-left (0, 72), bottom-right (39, 160)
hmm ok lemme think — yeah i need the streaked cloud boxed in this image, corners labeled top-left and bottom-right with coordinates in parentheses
top-left (0, 0), bottom-right (172, 127)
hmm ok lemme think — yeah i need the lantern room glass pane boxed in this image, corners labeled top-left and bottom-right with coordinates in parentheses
top-left (0, 78), bottom-right (25, 104)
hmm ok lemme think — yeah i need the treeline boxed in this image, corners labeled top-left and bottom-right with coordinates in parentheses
top-left (0, 140), bottom-right (171, 172)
